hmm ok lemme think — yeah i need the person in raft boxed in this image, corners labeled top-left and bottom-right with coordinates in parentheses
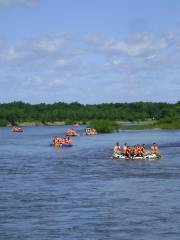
top-left (53, 136), bottom-right (59, 145)
top-left (151, 143), bottom-right (160, 156)
top-left (142, 144), bottom-right (151, 155)
top-left (114, 142), bottom-right (121, 154)
top-left (123, 143), bottom-right (130, 157)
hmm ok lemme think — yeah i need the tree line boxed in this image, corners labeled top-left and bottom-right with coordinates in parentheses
top-left (0, 101), bottom-right (179, 126)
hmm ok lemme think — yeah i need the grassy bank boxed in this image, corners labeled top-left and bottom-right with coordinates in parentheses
top-left (118, 118), bottom-right (180, 130)
top-left (5, 121), bottom-right (65, 127)
top-left (88, 119), bottom-right (180, 132)
top-left (154, 118), bottom-right (180, 129)
top-left (118, 123), bottom-right (156, 130)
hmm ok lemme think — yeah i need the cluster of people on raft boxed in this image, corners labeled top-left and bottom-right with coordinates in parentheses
top-left (85, 128), bottom-right (97, 135)
top-left (114, 142), bottom-right (160, 157)
top-left (52, 128), bottom-right (98, 147)
top-left (53, 136), bottom-right (72, 145)
top-left (12, 126), bottom-right (23, 132)
top-left (66, 129), bottom-right (80, 136)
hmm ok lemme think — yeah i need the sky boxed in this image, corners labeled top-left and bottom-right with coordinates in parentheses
top-left (0, 0), bottom-right (180, 104)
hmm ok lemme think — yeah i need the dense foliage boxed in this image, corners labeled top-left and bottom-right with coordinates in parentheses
top-left (0, 101), bottom-right (179, 127)
top-left (155, 117), bottom-right (180, 129)
top-left (89, 120), bottom-right (119, 133)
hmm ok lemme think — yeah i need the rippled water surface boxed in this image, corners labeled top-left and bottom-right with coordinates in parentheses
top-left (0, 126), bottom-right (180, 240)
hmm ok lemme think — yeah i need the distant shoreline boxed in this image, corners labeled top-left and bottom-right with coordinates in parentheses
top-left (1, 101), bottom-right (179, 129)
top-left (3, 120), bottom-right (179, 130)
top-left (6, 120), bottom-right (152, 128)
top-left (7, 121), bottom-right (66, 127)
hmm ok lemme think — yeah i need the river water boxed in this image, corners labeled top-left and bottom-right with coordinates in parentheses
top-left (0, 126), bottom-right (180, 240)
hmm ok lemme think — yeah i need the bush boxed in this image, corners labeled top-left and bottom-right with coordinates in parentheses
top-left (0, 119), bottom-right (8, 126)
top-left (155, 118), bottom-right (180, 129)
top-left (65, 119), bottom-right (74, 125)
top-left (88, 120), bottom-right (119, 133)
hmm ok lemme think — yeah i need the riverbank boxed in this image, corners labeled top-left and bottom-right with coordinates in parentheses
top-left (89, 119), bottom-right (180, 132)
top-left (4, 119), bottom-right (180, 130)
top-left (1, 101), bottom-right (179, 128)
top-left (118, 120), bottom-right (180, 130)
top-left (7, 121), bottom-right (66, 127)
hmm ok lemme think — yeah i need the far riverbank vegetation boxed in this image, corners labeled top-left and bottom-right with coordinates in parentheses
top-left (0, 101), bottom-right (180, 131)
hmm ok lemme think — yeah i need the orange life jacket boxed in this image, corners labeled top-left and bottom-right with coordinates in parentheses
top-left (65, 138), bottom-right (69, 143)
top-left (130, 147), bottom-right (135, 155)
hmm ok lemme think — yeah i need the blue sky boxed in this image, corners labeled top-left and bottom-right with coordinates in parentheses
top-left (0, 0), bottom-right (180, 103)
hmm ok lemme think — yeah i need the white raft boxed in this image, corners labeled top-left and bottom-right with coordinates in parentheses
top-left (113, 153), bottom-right (161, 160)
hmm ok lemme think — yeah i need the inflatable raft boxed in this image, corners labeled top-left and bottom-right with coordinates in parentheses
top-left (51, 143), bottom-right (73, 148)
top-left (113, 153), bottom-right (161, 160)
top-left (61, 143), bottom-right (73, 147)
top-left (12, 127), bottom-right (23, 132)
top-left (66, 129), bottom-right (79, 136)
top-left (85, 128), bottom-right (97, 135)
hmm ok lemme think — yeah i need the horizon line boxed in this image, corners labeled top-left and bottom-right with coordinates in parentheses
top-left (0, 100), bottom-right (180, 105)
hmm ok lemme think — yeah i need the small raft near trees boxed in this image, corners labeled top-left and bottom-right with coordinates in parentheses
top-left (84, 128), bottom-right (97, 135)
top-left (12, 127), bottom-right (23, 132)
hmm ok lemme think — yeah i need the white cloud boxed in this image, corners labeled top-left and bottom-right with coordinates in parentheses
top-left (48, 78), bottom-right (64, 87)
top-left (56, 59), bottom-right (67, 67)
top-left (0, 33), bottom-right (79, 66)
top-left (1, 46), bottom-right (28, 63)
top-left (0, 31), bottom-right (180, 103)
top-left (87, 32), bottom-right (169, 57)
top-left (0, 0), bottom-right (41, 7)
top-left (30, 34), bottom-right (69, 53)
top-left (146, 54), bottom-right (157, 60)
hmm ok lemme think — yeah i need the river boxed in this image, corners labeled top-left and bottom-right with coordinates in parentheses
top-left (0, 126), bottom-right (180, 240)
